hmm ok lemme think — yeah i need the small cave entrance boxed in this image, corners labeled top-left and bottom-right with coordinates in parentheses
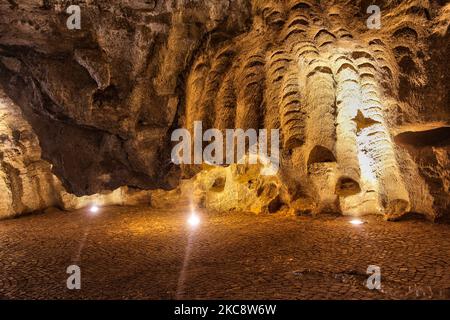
top-left (394, 126), bottom-right (450, 148)
top-left (335, 177), bottom-right (361, 197)
top-left (268, 196), bottom-right (283, 213)
top-left (307, 145), bottom-right (336, 166)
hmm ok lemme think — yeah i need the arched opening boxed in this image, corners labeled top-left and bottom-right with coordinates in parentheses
top-left (336, 177), bottom-right (361, 196)
top-left (307, 145), bottom-right (336, 166)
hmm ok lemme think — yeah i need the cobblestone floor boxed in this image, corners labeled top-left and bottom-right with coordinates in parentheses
top-left (0, 205), bottom-right (449, 300)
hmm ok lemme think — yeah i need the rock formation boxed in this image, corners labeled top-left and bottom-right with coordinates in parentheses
top-left (1, 84), bottom-right (151, 219)
top-left (0, 0), bottom-right (448, 220)
top-left (0, 86), bottom-right (60, 218)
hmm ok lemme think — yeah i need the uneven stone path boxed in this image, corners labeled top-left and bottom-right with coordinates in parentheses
top-left (0, 206), bottom-right (449, 300)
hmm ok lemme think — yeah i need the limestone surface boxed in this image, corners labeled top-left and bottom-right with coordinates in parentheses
top-left (0, 0), bottom-right (448, 220)
top-left (1, 85), bottom-right (151, 219)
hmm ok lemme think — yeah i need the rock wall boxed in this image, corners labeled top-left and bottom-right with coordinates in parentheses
top-left (0, 86), bottom-right (60, 218)
top-left (0, 0), bottom-right (449, 220)
top-left (0, 84), bottom-right (151, 219)
top-left (182, 0), bottom-right (450, 220)
top-left (0, 0), bottom-right (252, 196)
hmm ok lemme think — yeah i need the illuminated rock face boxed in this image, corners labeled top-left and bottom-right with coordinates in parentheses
top-left (184, 0), bottom-right (449, 220)
top-left (0, 88), bottom-right (60, 219)
top-left (192, 161), bottom-right (286, 215)
top-left (0, 1), bottom-right (448, 220)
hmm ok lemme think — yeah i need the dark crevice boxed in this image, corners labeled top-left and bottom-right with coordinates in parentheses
top-left (395, 127), bottom-right (450, 148)
top-left (336, 177), bottom-right (361, 197)
top-left (308, 146), bottom-right (336, 166)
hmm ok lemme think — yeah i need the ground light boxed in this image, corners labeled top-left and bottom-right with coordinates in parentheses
top-left (89, 205), bottom-right (100, 214)
top-left (350, 219), bottom-right (364, 226)
top-left (187, 212), bottom-right (200, 228)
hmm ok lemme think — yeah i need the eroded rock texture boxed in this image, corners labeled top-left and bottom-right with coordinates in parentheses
top-left (0, 86), bottom-right (60, 218)
top-left (193, 161), bottom-right (286, 215)
top-left (0, 84), bottom-right (152, 219)
top-left (0, 0), bottom-right (449, 220)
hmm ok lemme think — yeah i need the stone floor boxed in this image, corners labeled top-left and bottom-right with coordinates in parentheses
top-left (0, 205), bottom-right (449, 300)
